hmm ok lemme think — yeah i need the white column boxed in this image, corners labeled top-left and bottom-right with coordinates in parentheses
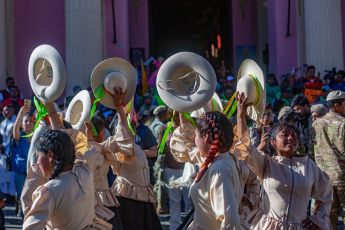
top-left (65, 0), bottom-right (104, 96)
top-left (304, 0), bottom-right (344, 73)
top-left (0, 0), bottom-right (6, 87)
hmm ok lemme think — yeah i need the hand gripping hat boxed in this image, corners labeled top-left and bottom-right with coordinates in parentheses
top-left (156, 52), bottom-right (217, 112)
top-left (28, 44), bottom-right (66, 102)
top-left (65, 90), bottom-right (92, 132)
top-left (237, 59), bottom-right (266, 121)
top-left (91, 58), bottom-right (137, 109)
top-left (190, 92), bottom-right (223, 118)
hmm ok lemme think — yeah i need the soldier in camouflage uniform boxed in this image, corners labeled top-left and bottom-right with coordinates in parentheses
top-left (310, 90), bottom-right (345, 229)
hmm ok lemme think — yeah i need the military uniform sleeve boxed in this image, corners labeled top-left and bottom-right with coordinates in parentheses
top-left (170, 122), bottom-right (204, 165)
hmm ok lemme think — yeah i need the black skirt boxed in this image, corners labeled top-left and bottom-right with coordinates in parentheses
top-left (117, 196), bottom-right (163, 230)
top-left (105, 205), bottom-right (123, 230)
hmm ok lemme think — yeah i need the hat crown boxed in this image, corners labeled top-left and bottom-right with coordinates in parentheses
top-left (237, 75), bottom-right (260, 105)
top-left (104, 71), bottom-right (127, 94)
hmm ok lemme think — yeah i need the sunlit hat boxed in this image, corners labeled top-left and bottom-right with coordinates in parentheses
top-left (91, 58), bottom-right (137, 109)
top-left (65, 90), bottom-right (92, 132)
top-left (191, 93), bottom-right (223, 118)
top-left (156, 52), bottom-right (217, 112)
top-left (237, 59), bottom-right (266, 121)
top-left (28, 44), bottom-right (66, 102)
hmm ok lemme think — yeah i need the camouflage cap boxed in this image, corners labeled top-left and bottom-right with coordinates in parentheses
top-left (278, 106), bottom-right (293, 120)
top-left (153, 105), bottom-right (167, 116)
top-left (326, 90), bottom-right (345, 101)
top-left (310, 104), bottom-right (328, 115)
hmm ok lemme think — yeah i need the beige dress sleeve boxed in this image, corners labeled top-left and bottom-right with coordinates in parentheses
top-left (210, 170), bottom-right (241, 229)
top-left (233, 131), bottom-right (267, 182)
top-left (170, 122), bottom-right (204, 165)
top-left (23, 186), bottom-right (55, 230)
top-left (104, 122), bottom-right (134, 157)
top-left (309, 165), bottom-right (333, 229)
top-left (21, 165), bottom-right (48, 216)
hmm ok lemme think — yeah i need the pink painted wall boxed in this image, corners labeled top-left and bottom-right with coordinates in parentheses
top-left (104, 0), bottom-right (130, 60)
top-left (14, 0), bottom-right (65, 99)
top-left (128, 0), bottom-right (149, 60)
top-left (231, 0), bottom-right (258, 72)
top-left (267, 0), bottom-right (298, 79)
top-left (341, 0), bottom-right (345, 69)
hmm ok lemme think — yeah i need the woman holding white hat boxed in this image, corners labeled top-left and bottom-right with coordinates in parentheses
top-left (170, 111), bottom-right (242, 229)
top-left (83, 91), bottom-right (136, 230)
top-left (235, 93), bottom-right (333, 230)
top-left (109, 111), bottom-right (163, 230)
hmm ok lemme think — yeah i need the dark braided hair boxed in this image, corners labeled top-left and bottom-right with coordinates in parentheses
top-left (35, 130), bottom-right (75, 180)
top-left (267, 122), bottom-right (299, 155)
top-left (194, 111), bottom-right (233, 183)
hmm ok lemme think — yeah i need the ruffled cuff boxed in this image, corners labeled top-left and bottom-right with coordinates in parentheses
top-left (111, 178), bottom-right (157, 203)
top-left (233, 130), bottom-right (252, 160)
top-left (84, 217), bottom-right (113, 230)
top-left (170, 122), bottom-right (203, 165)
top-left (95, 190), bottom-right (120, 208)
top-left (106, 122), bottom-right (134, 157)
top-left (308, 211), bottom-right (332, 230)
top-left (111, 152), bottom-right (136, 175)
top-left (94, 204), bottom-right (115, 221)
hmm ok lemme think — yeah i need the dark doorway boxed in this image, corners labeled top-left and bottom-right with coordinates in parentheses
top-left (149, 0), bottom-right (232, 75)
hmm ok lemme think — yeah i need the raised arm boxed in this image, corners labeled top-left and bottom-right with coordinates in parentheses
top-left (233, 92), bottom-right (267, 181)
top-left (169, 113), bottom-right (204, 165)
top-left (43, 102), bottom-right (65, 130)
top-left (13, 106), bottom-right (30, 141)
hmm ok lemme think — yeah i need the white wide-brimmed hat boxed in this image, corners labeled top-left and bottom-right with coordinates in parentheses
top-left (237, 59), bottom-right (266, 121)
top-left (28, 44), bottom-right (66, 102)
top-left (91, 58), bottom-right (137, 109)
top-left (65, 90), bottom-right (92, 132)
top-left (156, 52), bottom-right (217, 112)
top-left (190, 92), bottom-right (223, 118)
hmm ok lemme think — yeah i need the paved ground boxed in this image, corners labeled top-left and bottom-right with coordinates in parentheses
top-left (3, 205), bottom-right (344, 230)
top-left (2, 205), bottom-right (176, 230)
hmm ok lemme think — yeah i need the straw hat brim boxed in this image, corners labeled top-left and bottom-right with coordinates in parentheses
top-left (65, 90), bottom-right (92, 132)
top-left (91, 58), bottom-right (137, 109)
top-left (237, 59), bottom-right (266, 121)
top-left (28, 44), bottom-right (66, 102)
top-left (156, 52), bottom-right (217, 112)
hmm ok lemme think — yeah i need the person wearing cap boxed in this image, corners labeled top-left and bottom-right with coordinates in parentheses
top-left (149, 105), bottom-right (168, 139)
top-left (310, 104), bottom-right (328, 122)
top-left (310, 90), bottom-right (345, 229)
top-left (319, 85), bottom-right (330, 102)
top-left (277, 106), bottom-right (293, 121)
